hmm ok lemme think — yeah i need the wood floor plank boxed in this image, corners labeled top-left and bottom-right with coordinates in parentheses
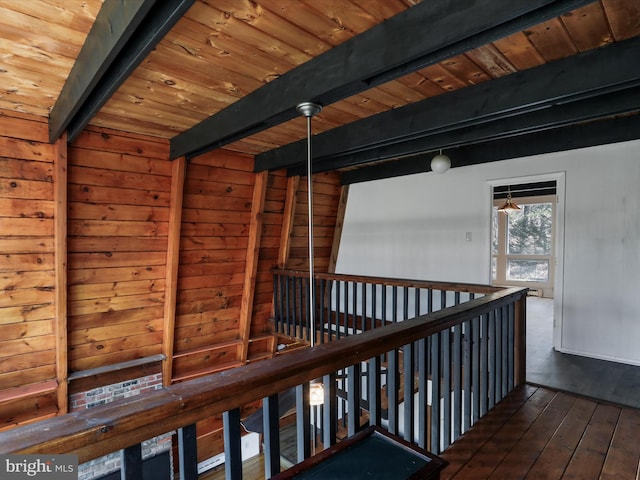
top-left (488, 391), bottom-right (576, 479)
top-left (524, 396), bottom-right (598, 480)
top-left (599, 407), bottom-right (640, 480)
top-left (562, 403), bottom-right (620, 480)
top-left (440, 384), bottom-right (539, 480)
top-left (446, 387), bottom-right (556, 479)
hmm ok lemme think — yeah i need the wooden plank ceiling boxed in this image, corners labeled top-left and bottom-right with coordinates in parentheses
top-left (0, 0), bottom-right (639, 178)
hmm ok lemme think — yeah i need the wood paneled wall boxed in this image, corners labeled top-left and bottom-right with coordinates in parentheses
top-left (0, 111), bottom-right (346, 436)
top-left (66, 127), bottom-right (171, 376)
top-left (0, 112), bottom-right (59, 428)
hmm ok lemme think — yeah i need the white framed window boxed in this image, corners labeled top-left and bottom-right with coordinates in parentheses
top-left (492, 194), bottom-right (556, 296)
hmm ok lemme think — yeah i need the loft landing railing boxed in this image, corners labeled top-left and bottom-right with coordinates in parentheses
top-left (0, 277), bottom-right (527, 480)
top-left (272, 270), bottom-right (502, 344)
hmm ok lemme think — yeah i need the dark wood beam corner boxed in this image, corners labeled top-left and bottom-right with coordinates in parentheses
top-left (267, 35), bottom-right (640, 175)
top-left (48, 0), bottom-right (158, 143)
top-left (340, 114), bottom-right (640, 184)
top-left (170, 0), bottom-right (595, 160)
top-left (49, 0), bottom-right (196, 144)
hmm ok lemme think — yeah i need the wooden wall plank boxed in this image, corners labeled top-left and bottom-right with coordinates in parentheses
top-left (67, 127), bottom-right (171, 377)
top-left (162, 157), bottom-right (186, 386)
top-left (0, 112), bottom-right (58, 427)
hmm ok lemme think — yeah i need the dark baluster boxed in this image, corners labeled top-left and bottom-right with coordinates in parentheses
top-left (292, 277), bottom-right (298, 339)
top-left (453, 322), bottom-right (462, 442)
top-left (392, 286), bottom-right (398, 323)
top-left (508, 302), bottom-right (515, 391)
top-left (417, 337), bottom-right (428, 450)
top-left (323, 373), bottom-right (337, 447)
top-left (343, 280), bottom-right (349, 336)
top-left (371, 283), bottom-right (377, 331)
top-left (263, 394), bottom-right (281, 478)
top-left (381, 285), bottom-right (387, 325)
top-left (296, 384), bottom-right (311, 462)
top-left (178, 424), bottom-right (198, 480)
top-left (463, 320), bottom-right (472, 432)
top-left (273, 275), bottom-right (280, 333)
top-left (427, 288), bottom-right (433, 314)
top-left (334, 281), bottom-right (341, 340)
top-left (430, 332), bottom-right (441, 454)
top-left (347, 363), bottom-right (362, 436)
top-left (223, 408), bottom-right (242, 480)
top-left (387, 346), bottom-right (399, 435)
top-left (368, 355), bottom-right (382, 426)
top-left (472, 316), bottom-right (480, 425)
top-left (488, 310), bottom-right (496, 410)
top-left (495, 307), bottom-right (503, 402)
top-left (403, 341), bottom-right (415, 442)
top-left (318, 279), bottom-right (325, 344)
top-left (362, 282), bottom-right (367, 331)
top-left (285, 275), bottom-right (291, 337)
top-left (480, 313), bottom-right (489, 418)
top-left (120, 443), bottom-right (142, 480)
top-left (442, 327), bottom-right (451, 450)
top-left (352, 281), bottom-right (358, 334)
top-left (501, 305), bottom-right (509, 399)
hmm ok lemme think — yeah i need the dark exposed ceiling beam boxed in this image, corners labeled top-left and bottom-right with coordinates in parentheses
top-left (340, 114), bottom-right (640, 184)
top-left (49, 0), bottom-right (195, 143)
top-left (170, 0), bottom-right (595, 160)
top-left (287, 86), bottom-right (640, 177)
top-left (258, 35), bottom-right (640, 173)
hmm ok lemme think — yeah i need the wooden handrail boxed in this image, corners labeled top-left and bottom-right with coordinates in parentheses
top-left (274, 269), bottom-right (504, 295)
top-left (0, 287), bottom-right (526, 463)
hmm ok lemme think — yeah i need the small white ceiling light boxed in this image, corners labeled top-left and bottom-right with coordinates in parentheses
top-left (430, 149), bottom-right (451, 174)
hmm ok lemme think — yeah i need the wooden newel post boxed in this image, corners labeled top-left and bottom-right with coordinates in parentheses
top-left (513, 293), bottom-right (527, 386)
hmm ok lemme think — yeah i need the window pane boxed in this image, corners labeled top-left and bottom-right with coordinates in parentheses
top-left (491, 256), bottom-right (497, 280)
top-left (491, 206), bottom-right (498, 255)
top-left (507, 203), bottom-right (552, 255)
top-left (507, 259), bottom-right (549, 282)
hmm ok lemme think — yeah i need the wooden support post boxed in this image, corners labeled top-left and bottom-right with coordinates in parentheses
top-left (277, 176), bottom-right (299, 269)
top-left (239, 171), bottom-right (268, 363)
top-left (54, 132), bottom-right (68, 414)
top-left (514, 293), bottom-right (527, 386)
top-left (162, 157), bottom-right (186, 386)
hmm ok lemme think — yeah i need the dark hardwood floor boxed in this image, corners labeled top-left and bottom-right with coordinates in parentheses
top-left (440, 384), bottom-right (640, 480)
top-left (527, 297), bottom-right (640, 410)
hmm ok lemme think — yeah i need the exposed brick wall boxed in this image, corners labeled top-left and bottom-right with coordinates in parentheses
top-left (70, 374), bottom-right (173, 480)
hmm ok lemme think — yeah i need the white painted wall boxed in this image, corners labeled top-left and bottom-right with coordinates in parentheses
top-left (336, 140), bottom-right (640, 366)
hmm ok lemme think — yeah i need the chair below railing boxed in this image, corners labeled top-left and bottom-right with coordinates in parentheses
top-left (0, 279), bottom-right (526, 480)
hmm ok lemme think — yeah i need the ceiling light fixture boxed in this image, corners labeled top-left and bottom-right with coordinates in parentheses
top-left (498, 186), bottom-right (521, 214)
top-left (297, 101), bottom-right (326, 407)
top-left (430, 149), bottom-right (451, 174)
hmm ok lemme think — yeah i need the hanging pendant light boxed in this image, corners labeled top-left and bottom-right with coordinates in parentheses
top-left (297, 101), bottom-right (326, 406)
top-left (498, 186), bottom-right (521, 214)
top-left (430, 149), bottom-right (451, 174)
